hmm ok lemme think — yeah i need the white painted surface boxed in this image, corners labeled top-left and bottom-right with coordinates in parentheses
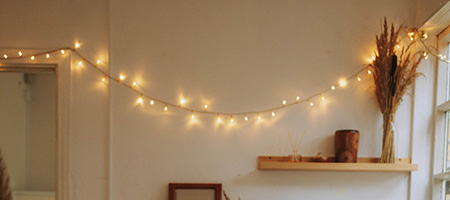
top-left (0, 73), bottom-right (27, 190)
top-left (109, 0), bottom-right (417, 200)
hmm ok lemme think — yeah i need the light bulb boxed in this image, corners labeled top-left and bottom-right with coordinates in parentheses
top-left (75, 42), bottom-right (81, 49)
top-left (368, 70), bottom-right (372, 75)
top-left (296, 96), bottom-right (300, 101)
top-left (180, 98), bottom-right (185, 105)
top-left (3, 54), bottom-right (7, 59)
top-left (132, 82), bottom-right (137, 86)
top-left (164, 105), bottom-right (168, 112)
top-left (244, 115), bottom-right (248, 121)
top-left (331, 85), bottom-right (336, 90)
top-left (46, 53), bottom-right (50, 58)
top-left (137, 97), bottom-right (143, 104)
top-left (191, 112), bottom-right (195, 119)
top-left (395, 44), bottom-right (400, 49)
top-left (257, 114), bottom-right (261, 120)
top-left (339, 79), bottom-right (347, 87)
top-left (217, 115), bottom-right (221, 122)
top-left (371, 56), bottom-right (376, 61)
top-left (282, 100), bottom-right (287, 105)
top-left (150, 100), bottom-right (154, 105)
top-left (30, 56), bottom-right (35, 60)
top-left (78, 61), bottom-right (82, 66)
top-left (422, 32), bottom-right (428, 39)
top-left (18, 51), bottom-right (23, 56)
top-left (321, 96), bottom-right (325, 101)
top-left (61, 50), bottom-right (65, 54)
top-left (119, 74), bottom-right (125, 81)
top-left (97, 60), bottom-right (101, 64)
top-left (230, 116), bottom-right (234, 123)
top-left (309, 101), bottom-right (314, 107)
top-left (101, 76), bottom-right (106, 82)
top-left (271, 111), bottom-right (276, 117)
top-left (357, 76), bottom-right (361, 81)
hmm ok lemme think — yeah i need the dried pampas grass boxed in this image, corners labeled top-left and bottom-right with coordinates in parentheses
top-left (369, 18), bottom-right (423, 163)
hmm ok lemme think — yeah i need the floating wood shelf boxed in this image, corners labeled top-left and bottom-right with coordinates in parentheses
top-left (258, 156), bottom-right (418, 172)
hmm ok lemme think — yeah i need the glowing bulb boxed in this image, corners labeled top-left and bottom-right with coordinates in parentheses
top-left (150, 100), bottom-right (154, 105)
top-left (132, 81), bottom-right (137, 86)
top-left (309, 101), bottom-right (314, 107)
top-left (75, 42), bottom-right (81, 49)
top-left (422, 32), bottom-right (428, 39)
top-left (61, 50), bottom-right (65, 54)
top-left (46, 53), bottom-right (50, 58)
top-left (282, 100), bottom-right (287, 105)
top-left (371, 56), bottom-right (376, 61)
top-left (217, 115), bottom-right (221, 123)
top-left (331, 85), bottom-right (336, 90)
top-left (164, 105), bottom-right (168, 112)
top-left (191, 112), bottom-right (195, 119)
top-left (395, 44), bottom-right (400, 49)
top-left (180, 98), bottom-right (186, 105)
top-left (272, 111), bottom-right (276, 117)
top-left (101, 76), bottom-right (106, 82)
top-left (230, 116), bottom-right (234, 123)
top-left (296, 96), bottom-right (300, 101)
top-left (97, 60), bottom-right (101, 64)
top-left (339, 79), bottom-right (347, 87)
top-left (119, 74), bottom-right (125, 81)
top-left (368, 70), bottom-right (372, 75)
top-left (321, 96), bottom-right (325, 101)
top-left (257, 114), bottom-right (261, 120)
top-left (244, 115), bottom-right (248, 121)
top-left (357, 76), bottom-right (361, 81)
top-left (78, 61), bottom-right (82, 66)
top-left (137, 97), bottom-right (143, 104)
top-left (3, 54), bottom-right (7, 59)
top-left (18, 51), bottom-right (23, 56)
top-left (30, 56), bottom-right (35, 60)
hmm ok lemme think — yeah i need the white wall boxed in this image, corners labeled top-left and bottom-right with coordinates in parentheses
top-left (27, 73), bottom-right (56, 191)
top-left (0, 73), bottom-right (27, 190)
top-left (416, 0), bottom-right (449, 27)
top-left (109, 0), bottom-right (419, 200)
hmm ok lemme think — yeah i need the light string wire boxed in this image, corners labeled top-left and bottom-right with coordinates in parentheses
top-left (0, 28), bottom-right (440, 121)
top-left (1, 47), bottom-right (370, 119)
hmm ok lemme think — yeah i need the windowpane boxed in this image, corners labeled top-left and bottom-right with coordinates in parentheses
top-left (446, 112), bottom-right (450, 171)
top-left (446, 181), bottom-right (450, 200)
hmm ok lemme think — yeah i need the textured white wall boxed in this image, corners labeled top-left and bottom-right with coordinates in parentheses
top-left (109, 1), bottom-right (419, 200)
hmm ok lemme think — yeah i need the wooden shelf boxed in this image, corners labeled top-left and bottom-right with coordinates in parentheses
top-left (258, 156), bottom-right (418, 172)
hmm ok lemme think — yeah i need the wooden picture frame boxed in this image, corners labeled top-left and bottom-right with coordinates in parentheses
top-left (169, 183), bottom-right (222, 200)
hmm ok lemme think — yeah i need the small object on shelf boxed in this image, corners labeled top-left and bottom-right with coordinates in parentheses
top-left (335, 130), bottom-right (359, 163)
top-left (287, 130), bottom-right (306, 162)
top-left (288, 154), bottom-right (302, 162)
top-left (312, 152), bottom-right (328, 162)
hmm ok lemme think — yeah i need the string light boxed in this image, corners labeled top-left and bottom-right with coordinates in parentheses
top-left (61, 50), bottom-right (65, 54)
top-left (421, 32), bottom-right (428, 40)
top-left (339, 79), bottom-right (347, 87)
top-left (18, 51), bottom-right (22, 57)
top-left (150, 100), bottom-right (154, 105)
top-left (101, 76), bottom-right (107, 82)
top-left (30, 56), bottom-right (35, 60)
top-left (180, 98), bottom-right (186, 105)
top-left (3, 54), bottom-right (7, 59)
top-left (296, 96), bottom-right (300, 101)
top-left (331, 85), bottom-right (336, 90)
top-left (119, 74), bottom-right (125, 81)
top-left (137, 96), bottom-right (144, 104)
top-left (45, 53), bottom-right (50, 58)
top-left (321, 95), bottom-right (325, 101)
top-left (97, 60), bottom-right (101, 64)
top-left (217, 114), bottom-right (221, 123)
top-left (78, 61), bottom-right (83, 66)
top-left (309, 100), bottom-right (314, 107)
top-left (244, 115), bottom-right (248, 121)
top-left (204, 105), bottom-right (208, 112)
top-left (75, 42), bottom-right (81, 49)
top-left (368, 70), bottom-right (372, 75)
top-left (230, 115), bottom-right (234, 123)
top-left (282, 100), bottom-right (287, 106)
top-left (191, 112), bottom-right (195, 119)
top-left (164, 105), bottom-right (168, 112)
top-left (132, 81), bottom-right (137, 86)
top-left (423, 52), bottom-right (429, 60)
top-left (357, 76), bottom-right (361, 81)
top-left (257, 114), bottom-right (262, 121)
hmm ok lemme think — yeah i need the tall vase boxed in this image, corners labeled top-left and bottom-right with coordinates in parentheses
top-left (380, 113), bottom-right (395, 163)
